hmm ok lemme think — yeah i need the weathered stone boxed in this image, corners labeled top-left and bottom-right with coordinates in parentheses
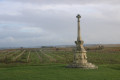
top-left (67, 14), bottom-right (98, 69)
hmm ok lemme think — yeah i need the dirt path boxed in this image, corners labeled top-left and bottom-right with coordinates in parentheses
top-left (7, 50), bottom-right (20, 58)
top-left (35, 50), bottom-right (42, 62)
top-left (40, 51), bottom-right (56, 62)
top-left (50, 53), bottom-right (64, 60)
top-left (12, 50), bottom-right (26, 61)
top-left (27, 51), bottom-right (31, 62)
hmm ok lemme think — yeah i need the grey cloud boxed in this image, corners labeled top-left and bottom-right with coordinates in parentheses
top-left (0, 8), bottom-right (77, 37)
top-left (5, 0), bottom-right (120, 5)
top-left (0, 1), bottom-right (120, 47)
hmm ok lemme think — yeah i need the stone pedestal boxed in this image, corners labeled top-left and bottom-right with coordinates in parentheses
top-left (67, 14), bottom-right (98, 69)
top-left (67, 40), bottom-right (97, 69)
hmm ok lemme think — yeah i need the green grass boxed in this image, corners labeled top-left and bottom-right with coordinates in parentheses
top-left (0, 64), bottom-right (120, 80)
top-left (0, 47), bottom-right (120, 80)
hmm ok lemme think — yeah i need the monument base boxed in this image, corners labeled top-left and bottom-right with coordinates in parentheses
top-left (67, 62), bottom-right (98, 69)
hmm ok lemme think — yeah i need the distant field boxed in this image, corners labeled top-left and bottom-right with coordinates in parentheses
top-left (0, 47), bottom-right (120, 64)
top-left (0, 47), bottom-right (120, 80)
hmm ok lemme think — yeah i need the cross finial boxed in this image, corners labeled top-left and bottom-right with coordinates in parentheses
top-left (76, 14), bottom-right (81, 18)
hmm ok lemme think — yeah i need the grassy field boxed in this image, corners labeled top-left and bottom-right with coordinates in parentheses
top-left (0, 47), bottom-right (120, 80)
top-left (0, 64), bottom-right (120, 80)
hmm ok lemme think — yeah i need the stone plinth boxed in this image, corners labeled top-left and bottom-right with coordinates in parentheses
top-left (67, 40), bottom-right (98, 69)
top-left (67, 62), bottom-right (97, 69)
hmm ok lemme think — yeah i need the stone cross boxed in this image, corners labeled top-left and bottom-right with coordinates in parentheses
top-left (67, 14), bottom-right (98, 69)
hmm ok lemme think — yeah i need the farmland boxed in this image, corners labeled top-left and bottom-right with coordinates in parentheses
top-left (0, 47), bottom-right (120, 80)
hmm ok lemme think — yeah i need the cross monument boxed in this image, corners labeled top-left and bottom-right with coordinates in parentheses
top-left (67, 14), bottom-right (98, 69)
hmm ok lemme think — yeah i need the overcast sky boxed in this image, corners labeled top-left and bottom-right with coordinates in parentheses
top-left (0, 0), bottom-right (120, 47)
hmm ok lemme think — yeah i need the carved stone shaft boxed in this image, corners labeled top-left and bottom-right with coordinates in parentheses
top-left (76, 14), bottom-right (82, 41)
